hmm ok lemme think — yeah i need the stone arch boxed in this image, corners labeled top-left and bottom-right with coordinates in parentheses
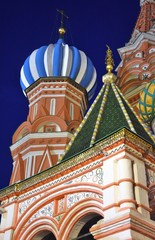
top-left (121, 79), bottom-right (142, 94)
top-left (12, 121), bottom-right (31, 143)
top-left (118, 58), bottom-right (143, 80)
top-left (120, 68), bottom-right (141, 87)
top-left (70, 213), bottom-right (102, 239)
top-left (32, 230), bottom-right (56, 240)
top-left (14, 183), bottom-right (103, 239)
top-left (31, 115), bottom-right (68, 132)
top-left (14, 217), bottom-right (58, 240)
top-left (59, 198), bottom-right (103, 239)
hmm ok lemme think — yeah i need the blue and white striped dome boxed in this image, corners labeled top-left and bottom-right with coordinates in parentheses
top-left (20, 38), bottom-right (97, 100)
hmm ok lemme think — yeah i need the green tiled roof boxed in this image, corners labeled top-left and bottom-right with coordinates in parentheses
top-left (62, 80), bottom-right (155, 161)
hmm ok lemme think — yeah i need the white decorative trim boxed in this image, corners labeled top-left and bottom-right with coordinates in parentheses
top-left (18, 159), bottom-right (103, 201)
top-left (50, 98), bottom-right (56, 115)
top-left (20, 67), bottom-right (29, 88)
top-left (38, 149), bottom-right (52, 173)
top-left (140, 0), bottom-right (154, 6)
top-left (29, 50), bottom-right (39, 80)
top-left (44, 44), bottom-right (54, 75)
top-left (25, 156), bottom-right (32, 178)
top-left (118, 32), bottom-right (155, 57)
top-left (11, 161), bottom-right (18, 183)
top-left (33, 103), bottom-right (38, 120)
top-left (10, 132), bottom-right (72, 151)
top-left (29, 93), bottom-right (82, 109)
top-left (70, 103), bottom-right (74, 120)
top-left (87, 69), bottom-right (97, 92)
top-left (75, 51), bottom-right (87, 83)
top-left (61, 44), bottom-right (72, 75)
top-left (28, 81), bottom-right (84, 101)
top-left (13, 149), bottom-right (65, 160)
top-left (32, 155), bottom-right (36, 176)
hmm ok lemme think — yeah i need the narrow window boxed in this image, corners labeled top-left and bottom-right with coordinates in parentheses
top-left (50, 98), bottom-right (56, 115)
top-left (25, 156), bottom-right (32, 178)
top-left (33, 103), bottom-right (38, 120)
top-left (70, 103), bottom-right (74, 120)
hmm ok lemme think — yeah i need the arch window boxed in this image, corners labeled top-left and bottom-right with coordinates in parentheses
top-left (135, 52), bottom-right (142, 58)
top-left (42, 233), bottom-right (56, 240)
top-left (50, 99), bottom-right (56, 115)
top-left (149, 48), bottom-right (155, 54)
top-left (69, 213), bottom-right (102, 240)
top-left (70, 103), bottom-right (74, 120)
top-left (32, 231), bottom-right (56, 240)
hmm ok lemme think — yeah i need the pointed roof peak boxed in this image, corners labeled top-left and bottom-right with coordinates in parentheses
top-left (61, 79), bottom-right (155, 162)
top-left (102, 46), bottom-right (117, 84)
top-left (60, 47), bottom-right (155, 162)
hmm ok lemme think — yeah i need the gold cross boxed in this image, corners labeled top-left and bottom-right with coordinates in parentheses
top-left (57, 9), bottom-right (69, 28)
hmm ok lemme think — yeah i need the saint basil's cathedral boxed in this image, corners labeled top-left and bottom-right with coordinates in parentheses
top-left (1, 1), bottom-right (155, 239)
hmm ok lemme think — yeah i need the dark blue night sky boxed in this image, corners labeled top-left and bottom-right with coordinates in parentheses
top-left (0, 0), bottom-right (140, 189)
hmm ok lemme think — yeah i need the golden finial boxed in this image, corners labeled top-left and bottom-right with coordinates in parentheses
top-left (57, 9), bottom-right (69, 38)
top-left (105, 45), bottom-right (114, 73)
top-left (102, 45), bottom-right (117, 84)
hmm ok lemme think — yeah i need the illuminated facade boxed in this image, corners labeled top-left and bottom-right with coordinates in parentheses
top-left (0, 1), bottom-right (155, 239)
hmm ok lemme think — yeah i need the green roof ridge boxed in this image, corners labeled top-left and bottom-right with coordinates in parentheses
top-left (61, 84), bottom-right (107, 160)
top-left (90, 84), bottom-right (110, 146)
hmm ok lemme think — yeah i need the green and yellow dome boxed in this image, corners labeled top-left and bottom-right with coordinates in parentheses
top-left (138, 79), bottom-right (155, 123)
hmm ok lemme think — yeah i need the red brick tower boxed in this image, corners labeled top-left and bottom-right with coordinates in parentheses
top-left (10, 77), bottom-right (88, 184)
top-left (117, 0), bottom-right (155, 221)
top-left (9, 20), bottom-right (97, 184)
top-left (117, 0), bottom-right (155, 112)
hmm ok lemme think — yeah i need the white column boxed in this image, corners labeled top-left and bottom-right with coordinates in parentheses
top-left (118, 158), bottom-right (136, 209)
top-left (133, 159), bottom-right (151, 218)
top-left (0, 203), bottom-right (17, 240)
top-left (103, 157), bottom-right (119, 219)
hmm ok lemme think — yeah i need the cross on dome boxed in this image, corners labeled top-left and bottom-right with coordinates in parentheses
top-left (20, 10), bottom-right (97, 101)
top-left (57, 9), bottom-right (69, 37)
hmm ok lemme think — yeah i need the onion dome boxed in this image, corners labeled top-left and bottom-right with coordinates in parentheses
top-left (138, 80), bottom-right (155, 123)
top-left (20, 38), bottom-right (97, 100)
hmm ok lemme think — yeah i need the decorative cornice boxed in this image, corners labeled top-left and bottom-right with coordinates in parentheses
top-left (26, 77), bottom-right (87, 95)
top-left (118, 33), bottom-right (155, 58)
top-left (10, 132), bottom-right (73, 151)
top-left (0, 128), bottom-right (154, 200)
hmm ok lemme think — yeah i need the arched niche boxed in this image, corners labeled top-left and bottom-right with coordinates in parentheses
top-left (32, 230), bottom-right (56, 240)
top-left (68, 213), bottom-right (102, 240)
top-left (37, 122), bottom-right (61, 133)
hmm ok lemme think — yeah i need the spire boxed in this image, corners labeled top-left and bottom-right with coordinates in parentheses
top-left (125, 0), bottom-right (155, 45)
top-left (134, 0), bottom-right (155, 33)
top-left (57, 9), bottom-right (68, 38)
